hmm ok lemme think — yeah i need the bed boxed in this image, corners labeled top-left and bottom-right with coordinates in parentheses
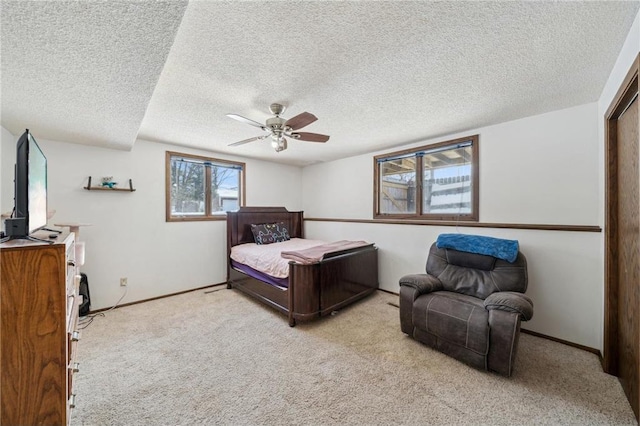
top-left (227, 207), bottom-right (379, 326)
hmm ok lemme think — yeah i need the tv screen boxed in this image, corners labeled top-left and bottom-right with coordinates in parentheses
top-left (27, 133), bottom-right (47, 233)
top-left (10, 130), bottom-right (48, 237)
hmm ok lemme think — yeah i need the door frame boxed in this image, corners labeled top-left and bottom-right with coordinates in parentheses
top-left (603, 53), bottom-right (639, 375)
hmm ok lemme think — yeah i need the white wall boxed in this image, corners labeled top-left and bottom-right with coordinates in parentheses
top-left (1, 131), bottom-right (302, 310)
top-left (304, 103), bottom-right (599, 225)
top-left (598, 10), bottom-right (639, 122)
top-left (1, 126), bottom-right (16, 210)
top-left (302, 102), bottom-right (603, 349)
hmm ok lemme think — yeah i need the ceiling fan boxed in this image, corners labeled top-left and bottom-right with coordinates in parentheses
top-left (227, 103), bottom-right (330, 152)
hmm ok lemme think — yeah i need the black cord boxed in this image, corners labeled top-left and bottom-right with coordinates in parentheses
top-left (76, 286), bottom-right (127, 330)
top-left (78, 312), bottom-right (105, 329)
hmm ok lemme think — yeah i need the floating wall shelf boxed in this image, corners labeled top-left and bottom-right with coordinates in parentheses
top-left (83, 176), bottom-right (136, 192)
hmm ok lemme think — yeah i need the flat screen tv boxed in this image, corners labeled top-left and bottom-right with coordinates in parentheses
top-left (2, 129), bottom-right (50, 242)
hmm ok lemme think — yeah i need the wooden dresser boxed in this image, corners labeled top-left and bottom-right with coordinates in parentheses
top-left (1, 233), bottom-right (80, 425)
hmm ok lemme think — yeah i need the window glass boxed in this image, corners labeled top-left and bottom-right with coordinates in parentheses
top-left (170, 160), bottom-right (205, 216)
top-left (374, 135), bottom-right (478, 221)
top-left (166, 151), bottom-right (245, 221)
top-left (422, 146), bottom-right (472, 214)
top-left (210, 166), bottom-right (241, 214)
top-left (379, 157), bottom-right (416, 214)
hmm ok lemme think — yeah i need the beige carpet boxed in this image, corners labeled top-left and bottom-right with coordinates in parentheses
top-left (71, 289), bottom-right (635, 425)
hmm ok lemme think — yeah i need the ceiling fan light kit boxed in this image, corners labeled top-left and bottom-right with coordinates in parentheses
top-left (271, 137), bottom-right (287, 152)
top-left (227, 103), bottom-right (330, 152)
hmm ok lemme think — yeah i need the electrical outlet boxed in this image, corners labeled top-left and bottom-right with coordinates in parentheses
top-left (120, 277), bottom-right (128, 287)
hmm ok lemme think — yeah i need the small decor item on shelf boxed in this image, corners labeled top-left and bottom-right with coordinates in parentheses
top-left (101, 176), bottom-right (117, 188)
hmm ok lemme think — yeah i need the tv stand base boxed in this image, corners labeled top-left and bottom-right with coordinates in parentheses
top-left (0, 235), bottom-right (53, 244)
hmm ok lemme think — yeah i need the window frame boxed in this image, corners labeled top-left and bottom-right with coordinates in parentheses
top-left (165, 151), bottom-right (246, 222)
top-left (373, 135), bottom-right (479, 221)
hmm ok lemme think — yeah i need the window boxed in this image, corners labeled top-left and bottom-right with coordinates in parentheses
top-left (166, 151), bottom-right (245, 221)
top-left (374, 135), bottom-right (478, 221)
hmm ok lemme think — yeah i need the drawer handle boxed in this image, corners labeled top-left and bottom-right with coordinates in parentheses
top-left (67, 260), bottom-right (76, 267)
top-left (72, 362), bottom-right (80, 373)
top-left (69, 394), bottom-right (76, 409)
top-left (71, 331), bottom-right (80, 342)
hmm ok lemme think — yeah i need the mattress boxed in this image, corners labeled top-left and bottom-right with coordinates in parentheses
top-left (230, 238), bottom-right (326, 278)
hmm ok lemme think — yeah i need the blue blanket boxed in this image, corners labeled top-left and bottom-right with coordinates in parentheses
top-left (436, 233), bottom-right (519, 263)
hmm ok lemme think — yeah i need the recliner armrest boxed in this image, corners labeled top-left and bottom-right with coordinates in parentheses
top-left (399, 274), bottom-right (442, 295)
top-left (484, 292), bottom-right (533, 321)
top-left (399, 274), bottom-right (441, 336)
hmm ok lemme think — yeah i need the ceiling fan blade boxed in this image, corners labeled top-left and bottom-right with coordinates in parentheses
top-left (228, 135), bottom-right (265, 146)
top-left (226, 114), bottom-right (267, 130)
top-left (285, 112), bottom-right (317, 130)
top-left (289, 132), bottom-right (330, 143)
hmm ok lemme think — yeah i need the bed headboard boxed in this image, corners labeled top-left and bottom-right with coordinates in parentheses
top-left (227, 207), bottom-right (304, 249)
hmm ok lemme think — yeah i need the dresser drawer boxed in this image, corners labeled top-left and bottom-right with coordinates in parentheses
top-left (65, 272), bottom-right (79, 419)
top-left (66, 275), bottom-right (80, 326)
top-left (66, 264), bottom-right (77, 298)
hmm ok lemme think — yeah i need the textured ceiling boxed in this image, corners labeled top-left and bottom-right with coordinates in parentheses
top-left (2, 1), bottom-right (638, 165)
top-left (1, 1), bottom-right (188, 149)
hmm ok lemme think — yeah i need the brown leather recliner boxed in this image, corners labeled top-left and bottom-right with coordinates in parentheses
top-left (399, 242), bottom-right (532, 377)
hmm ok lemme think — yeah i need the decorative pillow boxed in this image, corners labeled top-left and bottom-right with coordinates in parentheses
top-left (251, 222), bottom-right (291, 245)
